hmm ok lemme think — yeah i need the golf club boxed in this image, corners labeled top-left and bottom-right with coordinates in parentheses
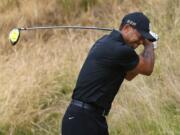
top-left (9, 25), bottom-right (113, 46)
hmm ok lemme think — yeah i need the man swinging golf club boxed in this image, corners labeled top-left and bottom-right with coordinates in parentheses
top-left (61, 12), bottom-right (158, 135)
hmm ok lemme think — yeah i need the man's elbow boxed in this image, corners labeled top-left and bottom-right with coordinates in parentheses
top-left (142, 69), bottom-right (153, 76)
top-left (125, 77), bottom-right (134, 81)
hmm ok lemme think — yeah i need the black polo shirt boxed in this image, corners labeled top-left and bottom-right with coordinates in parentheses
top-left (72, 30), bottom-right (139, 113)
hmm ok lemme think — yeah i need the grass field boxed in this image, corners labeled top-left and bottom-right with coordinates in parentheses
top-left (0, 0), bottom-right (180, 135)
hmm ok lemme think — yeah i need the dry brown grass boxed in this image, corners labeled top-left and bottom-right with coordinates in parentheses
top-left (0, 0), bottom-right (180, 134)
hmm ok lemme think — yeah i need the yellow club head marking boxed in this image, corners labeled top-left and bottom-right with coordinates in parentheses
top-left (9, 28), bottom-right (20, 45)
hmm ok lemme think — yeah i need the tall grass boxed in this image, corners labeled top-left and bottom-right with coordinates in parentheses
top-left (0, 0), bottom-right (180, 135)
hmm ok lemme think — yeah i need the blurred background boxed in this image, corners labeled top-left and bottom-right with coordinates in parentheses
top-left (0, 0), bottom-right (180, 134)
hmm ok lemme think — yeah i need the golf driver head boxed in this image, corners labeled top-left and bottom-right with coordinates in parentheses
top-left (9, 28), bottom-right (20, 46)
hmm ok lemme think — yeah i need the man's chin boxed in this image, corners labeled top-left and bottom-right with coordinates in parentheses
top-left (131, 44), bottom-right (138, 49)
top-left (127, 43), bottom-right (138, 49)
top-left (132, 43), bottom-right (140, 49)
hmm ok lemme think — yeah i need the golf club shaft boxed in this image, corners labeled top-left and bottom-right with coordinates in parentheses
top-left (19, 26), bottom-right (113, 31)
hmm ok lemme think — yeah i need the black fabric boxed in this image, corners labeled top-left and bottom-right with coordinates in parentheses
top-left (72, 29), bottom-right (139, 113)
top-left (62, 104), bottom-right (109, 135)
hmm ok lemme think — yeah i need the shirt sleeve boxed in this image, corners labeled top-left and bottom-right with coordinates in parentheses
top-left (97, 45), bottom-right (139, 71)
top-left (116, 46), bottom-right (139, 71)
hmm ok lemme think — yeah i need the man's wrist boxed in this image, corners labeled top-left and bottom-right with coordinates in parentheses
top-left (143, 39), bottom-right (153, 46)
top-left (143, 43), bottom-right (154, 48)
top-left (143, 43), bottom-right (155, 52)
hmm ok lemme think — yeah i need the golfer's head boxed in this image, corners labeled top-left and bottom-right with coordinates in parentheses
top-left (120, 12), bottom-right (157, 48)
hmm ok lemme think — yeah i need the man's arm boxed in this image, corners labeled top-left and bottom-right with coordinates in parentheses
top-left (125, 40), bottom-right (155, 81)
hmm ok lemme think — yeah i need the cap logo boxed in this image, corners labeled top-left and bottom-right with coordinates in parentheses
top-left (127, 19), bottom-right (136, 26)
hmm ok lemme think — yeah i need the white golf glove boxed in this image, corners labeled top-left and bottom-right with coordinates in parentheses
top-left (150, 31), bottom-right (159, 49)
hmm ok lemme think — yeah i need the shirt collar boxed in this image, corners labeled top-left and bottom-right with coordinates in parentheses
top-left (109, 29), bottom-right (125, 43)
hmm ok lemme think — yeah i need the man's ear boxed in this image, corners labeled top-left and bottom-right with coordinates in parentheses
top-left (122, 24), bottom-right (132, 31)
top-left (121, 24), bottom-right (131, 34)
